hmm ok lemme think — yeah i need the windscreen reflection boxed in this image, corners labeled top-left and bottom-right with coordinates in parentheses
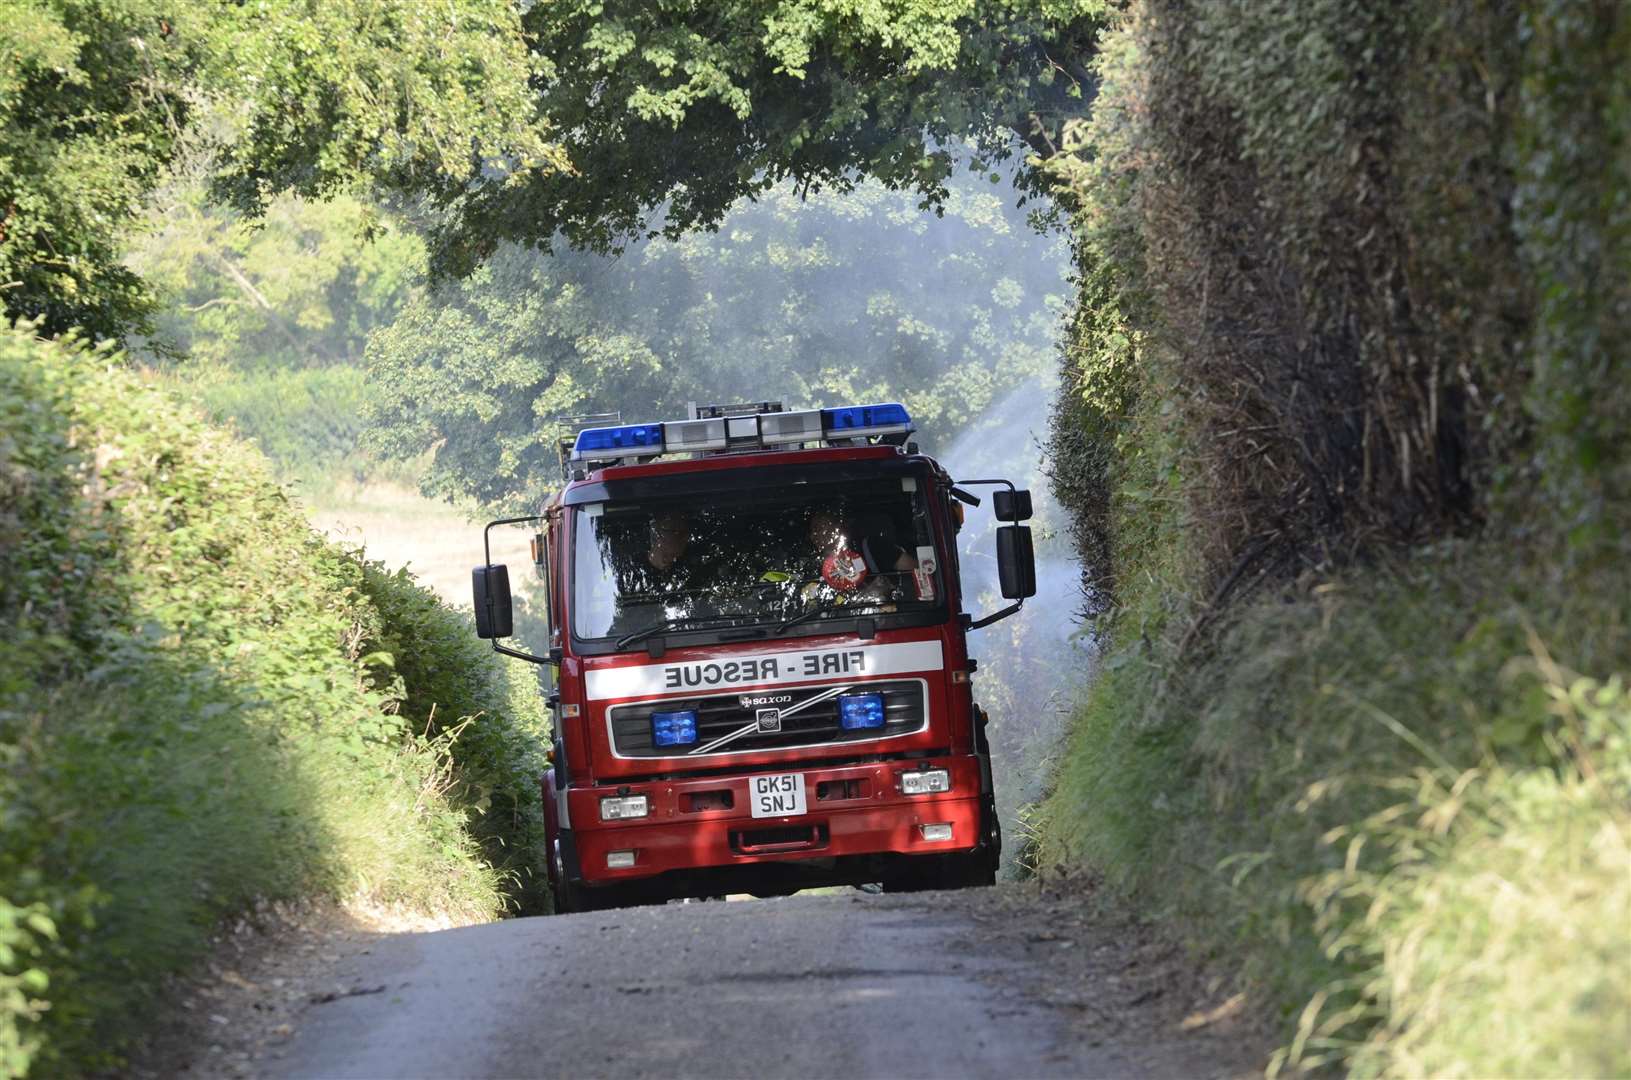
top-left (571, 479), bottom-right (942, 643)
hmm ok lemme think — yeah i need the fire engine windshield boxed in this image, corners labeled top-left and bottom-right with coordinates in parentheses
top-left (571, 478), bottom-right (943, 645)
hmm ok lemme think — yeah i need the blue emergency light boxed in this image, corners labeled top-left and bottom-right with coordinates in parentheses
top-left (821, 403), bottom-right (912, 436)
top-left (651, 709), bottom-right (699, 747)
top-left (570, 403), bottom-right (913, 462)
top-left (574, 422), bottom-right (665, 456)
top-left (837, 692), bottom-right (886, 730)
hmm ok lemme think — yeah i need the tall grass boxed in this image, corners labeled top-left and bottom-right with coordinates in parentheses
top-left (0, 325), bottom-right (546, 1076)
top-left (1038, 540), bottom-right (1631, 1076)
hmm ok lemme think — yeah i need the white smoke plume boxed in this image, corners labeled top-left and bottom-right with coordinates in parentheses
top-left (937, 377), bottom-right (1097, 870)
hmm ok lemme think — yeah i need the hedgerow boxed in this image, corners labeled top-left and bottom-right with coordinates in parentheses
top-left (1040, 1), bottom-right (1630, 1073)
top-left (0, 324), bottom-right (546, 1075)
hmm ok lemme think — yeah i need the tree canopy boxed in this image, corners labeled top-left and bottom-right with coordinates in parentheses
top-left (5, 0), bottom-right (1099, 344)
top-left (222, 1), bottom-right (1104, 277)
top-left (364, 172), bottom-right (1068, 508)
top-left (127, 190), bottom-right (425, 371)
top-left (2, 0), bottom-right (562, 341)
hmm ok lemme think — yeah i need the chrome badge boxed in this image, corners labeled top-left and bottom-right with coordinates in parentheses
top-left (740, 692), bottom-right (793, 709)
top-left (755, 708), bottom-right (783, 733)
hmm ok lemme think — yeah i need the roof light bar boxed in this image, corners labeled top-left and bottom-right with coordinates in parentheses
top-left (662, 418), bottom-right (728, 454)
top-left (572, 423), bottom-right (664, 459)
top-left (759, 409), bottom-right (825, 446)
top-left (570, 402), bottom-right (913, 462)
top-left (821, 403), bottom-right (912, 439)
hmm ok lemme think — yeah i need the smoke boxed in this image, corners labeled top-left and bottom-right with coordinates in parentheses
top-left (937, 377), bottom-right (1098, 869)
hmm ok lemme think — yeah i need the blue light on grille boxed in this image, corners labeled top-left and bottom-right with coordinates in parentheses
top-left (652, 709), bottom-right (698, 747)
top-left (821, 403), bottom-right (912, 434)
top-left (574, 423), bottom-right (665, 457)
top-left (837, 693), bottom-right (886, 730)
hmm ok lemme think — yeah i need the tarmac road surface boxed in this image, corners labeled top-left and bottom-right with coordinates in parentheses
top-left (265, 888), bottom-right (1259, 1079)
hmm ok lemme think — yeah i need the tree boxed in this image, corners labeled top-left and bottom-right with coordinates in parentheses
top-left (0, 0), bottom-right (198, 340)
top-left (213, 1), bottom-right (1104, 279)
top-left (364, 172), bottom-right (1069, 510)
top-left (2, 0), bottom-right (565, 343)
top-left (126, 190), bottom-right (425, 372)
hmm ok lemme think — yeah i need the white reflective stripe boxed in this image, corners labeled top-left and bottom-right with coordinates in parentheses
top-left (584, 640), bottom-right (944, 701)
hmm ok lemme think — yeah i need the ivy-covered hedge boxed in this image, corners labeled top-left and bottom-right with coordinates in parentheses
top-left (1040, 1), bottom-right (1630, 1074)
top-left (0, 325), bottom-right (546, 1075)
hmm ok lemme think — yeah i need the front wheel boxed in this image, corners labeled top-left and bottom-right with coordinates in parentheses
top-left (881, 849), bottom-right (996, 892)
top-left (551, 874), bottom-right (594, 914)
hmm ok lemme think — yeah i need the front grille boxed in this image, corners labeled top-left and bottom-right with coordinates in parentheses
top-left (608, 680), bottom-right (926, 758)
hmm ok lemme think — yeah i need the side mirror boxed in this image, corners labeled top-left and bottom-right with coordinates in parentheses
top-left (473, 564), bottom-right (514, 639)
top-left (993, 489), bottom-right (1033, 522)
top-left (996, 526), bottom-right (1036, 599)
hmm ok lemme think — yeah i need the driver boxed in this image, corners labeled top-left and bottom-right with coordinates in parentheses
top-left (609, 511), bottom-right (700, 638)
top-left (646, 511), bottom-right (690, 572)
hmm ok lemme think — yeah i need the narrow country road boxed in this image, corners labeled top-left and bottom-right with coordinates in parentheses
top-left (258, 886), bottom-right (1261, 1080)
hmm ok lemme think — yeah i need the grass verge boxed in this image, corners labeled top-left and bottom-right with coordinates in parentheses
top-left (1038, 539), bottom-right (1630, 1077)
top-left (0, 325), bottom-right (546, 1076)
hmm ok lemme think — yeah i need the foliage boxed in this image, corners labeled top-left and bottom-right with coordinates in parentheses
top-left (205, 0), bottom-right (568, 215)
top-left (191, 365), bottom-right (375, 491)
top-left (1512, 0), bottom-right (1631, 556)
top-left (0, 0), bottom-right (198, 340)
top-left (1036, 0), bottom-right (1631, 1071)
top-left (357, 563), bottom-right (552, 912)
top-left (118, 187), bottom-right (429, 490)
top-left (0, 899), bottom-right (53, 1077)
top-left (0, 324), bottom-right (544, 1074)
top-left (0, 0), bottom-right (566, 346)
top-left (1039, 540), bottom-right (1631, 1077)
top-left (348, 0), bottom-right (1106, 277)
top-left (127, 191), bottom-right (426, 372)
top-left (364, 173), bottom-right (1069, 509)
top-left (1308, 670), bottom-right (1629, 1078)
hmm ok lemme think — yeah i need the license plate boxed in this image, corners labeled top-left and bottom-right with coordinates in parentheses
top-left (749, 772), bottom-right (807, 819)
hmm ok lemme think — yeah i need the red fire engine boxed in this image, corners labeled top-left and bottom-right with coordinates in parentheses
top-left (471, 401), bottom-right (1036, 912)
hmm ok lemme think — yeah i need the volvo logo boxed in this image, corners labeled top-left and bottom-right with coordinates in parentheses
top-left (755, 708), bottom-right (782, 733)
top-left (739, 692), bottom-right (794, 709)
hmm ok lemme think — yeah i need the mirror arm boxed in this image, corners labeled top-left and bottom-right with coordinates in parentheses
top-left (963, 602), bottom-right (1023, 631)
top-left (483, 514), bottom-right (555, 665)
top-left (491, 641), bottom-right (559, 666)
top-left (950, 486), bottom-right (982, 507)
top-left (953, 478), bottom-right (1017, 496)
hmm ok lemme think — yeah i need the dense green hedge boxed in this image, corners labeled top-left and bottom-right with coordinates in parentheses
top-left (1040, 2), bottom-right (1630, 1074)
top-left (0, 325), bottom-right (546, 1076)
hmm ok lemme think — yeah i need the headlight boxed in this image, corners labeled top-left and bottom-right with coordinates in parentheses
top-left (600, 794), bottom-right (650, 820)
top-left (901, 768), bottom-right (951, 795)
top-left (652, 709), bottom-right (698, 747)
top-left (837, 692), bottom-right (886, 730)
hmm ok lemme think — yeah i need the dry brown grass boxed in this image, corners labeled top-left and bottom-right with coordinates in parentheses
top-left (304, 480), bottom-right (534, 607)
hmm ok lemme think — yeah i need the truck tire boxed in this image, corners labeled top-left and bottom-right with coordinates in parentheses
top-left (881, 849), bottom-right (995, 892)
top-left (551, 874), bottom-right (594, 915)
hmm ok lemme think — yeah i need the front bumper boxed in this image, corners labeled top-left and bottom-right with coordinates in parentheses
top-left (567, 756), bottom-right (986, 885)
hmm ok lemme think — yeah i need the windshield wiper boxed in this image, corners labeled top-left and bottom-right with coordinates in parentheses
top-left (615, 614), bottom-right (735, 650)
top-left (775, 600), bottom-right (879, 635)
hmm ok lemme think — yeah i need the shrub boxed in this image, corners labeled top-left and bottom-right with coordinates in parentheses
top-left (1039, 3), bottom-right (1631, 1069)
top-left (0, 324), bottom-right (544, 1074)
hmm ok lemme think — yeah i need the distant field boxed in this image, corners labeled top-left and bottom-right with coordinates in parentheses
top-left (305, 480), bottom-right (535, 607)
